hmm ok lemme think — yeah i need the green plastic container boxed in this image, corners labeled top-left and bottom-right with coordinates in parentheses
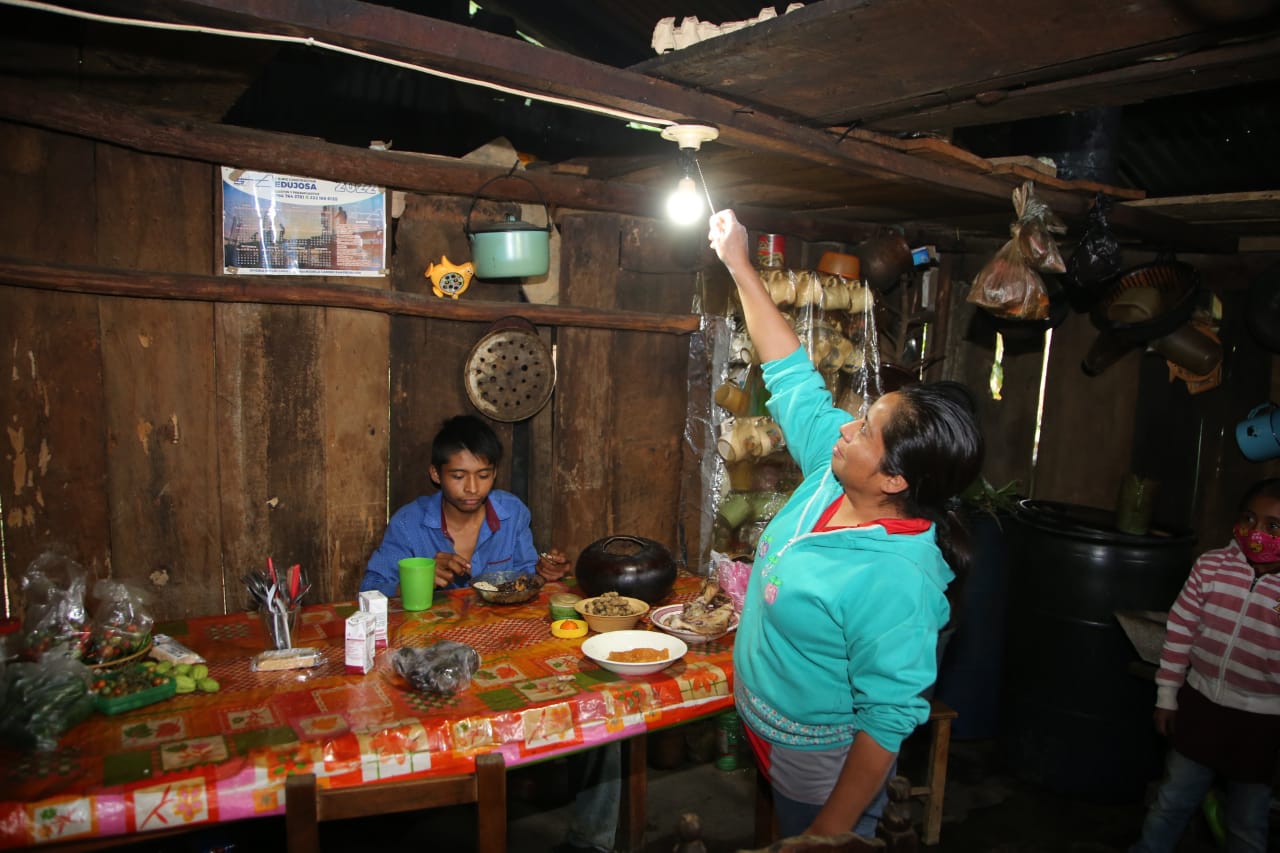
top-left (94, 673), bottom-right (176, 716)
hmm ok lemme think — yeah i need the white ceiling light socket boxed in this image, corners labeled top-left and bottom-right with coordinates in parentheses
top-left (660, 123), bottom-right (719, 151)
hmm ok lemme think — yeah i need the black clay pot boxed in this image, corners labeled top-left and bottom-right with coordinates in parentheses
top-left (575, 535), bottom-right (677, 604)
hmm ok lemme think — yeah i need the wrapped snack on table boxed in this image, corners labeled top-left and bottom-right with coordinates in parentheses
top-left (0, 654), bottom-right (95, 751)
top-left (393, 641), bottom-right (480, 696)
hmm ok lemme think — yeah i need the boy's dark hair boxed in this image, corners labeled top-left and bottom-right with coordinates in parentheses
top-left (1241, 478), bottom-right (1280, 509)
top-left (431, 415), bottom-right (503, 469)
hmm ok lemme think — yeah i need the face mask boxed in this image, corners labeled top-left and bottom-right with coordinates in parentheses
top-left (1234, 524), bottom-right (1280, 564)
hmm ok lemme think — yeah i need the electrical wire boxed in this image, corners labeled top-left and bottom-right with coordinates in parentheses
top-left (2, 0), bottom-right (676, 128)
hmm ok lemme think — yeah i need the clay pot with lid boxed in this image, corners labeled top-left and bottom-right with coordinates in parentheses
top-left (855, 230), bottom-right (914, 291)
top-left (575, 535), bottom-right (677, 604)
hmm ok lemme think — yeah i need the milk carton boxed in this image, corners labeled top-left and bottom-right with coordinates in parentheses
top-left (358, 590), bottom-right (388, 649)
top-left (344, 612), bottom-right (376, 674)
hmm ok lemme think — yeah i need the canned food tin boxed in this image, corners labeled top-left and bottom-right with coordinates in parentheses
top-left (757, 233), bottom-right (785, 269)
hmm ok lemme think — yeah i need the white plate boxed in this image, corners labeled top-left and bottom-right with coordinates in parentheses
top-left (581, 630), bottom-right (687, 677)
top-left (649, 604), bottom-right (739, 644)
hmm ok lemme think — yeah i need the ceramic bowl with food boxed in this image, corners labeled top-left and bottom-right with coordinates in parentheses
top-left (573, 593), bottom-right (649, 633)
top-left (470, 570), bottom-right (545, 604)
top-left (581, 629), bottom-right (687, 676)
top-left (649, 604), bottom-right (740, 644)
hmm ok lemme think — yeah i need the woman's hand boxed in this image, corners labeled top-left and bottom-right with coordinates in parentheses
top-left (1154, 707), bottom-right (1176, 737)
top-left (708, 210), bottom-right (751, 272)
top-left (433, 552), bottom-right (471, 587)
top-left (536, 548), bottom-right (571, 581)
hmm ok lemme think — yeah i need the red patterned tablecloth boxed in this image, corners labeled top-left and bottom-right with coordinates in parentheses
top-left (0, 573), bottom-right (734, 848)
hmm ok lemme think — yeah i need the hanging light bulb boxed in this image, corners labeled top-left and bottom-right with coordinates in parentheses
top-left (660, 123), bottom-right (719, 225)
top-left (666, 157), bottom-right (704, 225)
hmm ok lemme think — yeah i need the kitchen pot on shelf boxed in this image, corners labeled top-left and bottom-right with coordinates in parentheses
top-left (465, 173), bottom-right (552, 279)
top-left (575, 535), bottom-right (677, 604)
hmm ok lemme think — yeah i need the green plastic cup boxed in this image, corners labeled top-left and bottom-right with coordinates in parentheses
top-left (398, 557), bottom-right (436, 611)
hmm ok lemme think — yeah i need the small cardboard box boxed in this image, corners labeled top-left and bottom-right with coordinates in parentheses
top-left (358, 590), bottom-right (388, 649)
top-left (345, 612), bottom-right (376, 675)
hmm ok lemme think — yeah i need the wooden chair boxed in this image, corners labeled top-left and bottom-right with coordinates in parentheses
top-left (284, 751), bottom-right (506, 853)
top-left (908, 699), bottom-right (956, 846)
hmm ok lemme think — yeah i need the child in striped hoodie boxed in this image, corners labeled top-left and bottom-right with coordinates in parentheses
top-left (1131, 478), bottom-right (1280, 853)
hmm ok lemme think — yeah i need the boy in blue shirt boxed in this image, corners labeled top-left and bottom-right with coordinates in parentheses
top-left (360, 414), bottom-right (568, 596)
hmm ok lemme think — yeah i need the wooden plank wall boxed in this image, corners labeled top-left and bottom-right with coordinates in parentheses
top-left (3, 121), bottom-right (1275, 625)
top-left (0, 124), bottom-right (704, 621)
top-left (0, 126), bottom-right (387, 619)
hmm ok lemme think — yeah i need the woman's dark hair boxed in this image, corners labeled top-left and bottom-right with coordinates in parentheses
top-left (878, 381), bottom-right (985, 590)
top-left (431, 415), bottom-right (503, 469)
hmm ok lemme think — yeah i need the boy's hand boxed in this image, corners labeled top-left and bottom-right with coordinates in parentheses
top-left (536, 548), bottom-right (570, 581)
top-left (1153, 708), bottom-right (1175, 737)
top-left (433, 552), bottom-right (471, 587)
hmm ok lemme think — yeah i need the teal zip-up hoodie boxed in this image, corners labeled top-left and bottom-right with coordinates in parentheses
top-left (733, 347), bottom-right (952, 753)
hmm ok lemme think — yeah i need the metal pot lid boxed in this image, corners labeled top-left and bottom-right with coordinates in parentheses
top-left (470, 214), bottom-right (548, 234)
top-left (463, 316), bottom-right (556, 422)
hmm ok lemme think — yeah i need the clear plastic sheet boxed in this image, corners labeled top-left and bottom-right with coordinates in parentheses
top-left (20, 547), bottom-right (90, 661)
top-left (690, 264), bottom-right (881, 559)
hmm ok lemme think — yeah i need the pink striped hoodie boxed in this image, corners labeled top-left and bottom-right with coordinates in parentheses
top-left (1155, 539), bottom-right (1280, 715)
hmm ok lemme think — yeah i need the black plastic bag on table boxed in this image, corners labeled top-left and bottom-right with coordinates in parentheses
top-left (88, 580), bottom-right (155, 665)
top-left (1064, 193), bottom-right (1121, 310)
top-left (394, 641), bottom-right (481, 696)
top-left (0, 653), bottom-right (95, 751)
top-left (20, 548), bottom-right (91, 661)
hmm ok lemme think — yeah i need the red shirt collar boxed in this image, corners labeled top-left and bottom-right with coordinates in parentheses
top-left (814, 496), bottom-right (930, 534)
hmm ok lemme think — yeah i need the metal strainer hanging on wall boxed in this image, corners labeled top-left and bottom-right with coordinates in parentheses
top-left (464, 316), bottom-right (556, 422)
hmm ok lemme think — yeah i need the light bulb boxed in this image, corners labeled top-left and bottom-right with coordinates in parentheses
top-left (666, 176), bottom-right (704, 225)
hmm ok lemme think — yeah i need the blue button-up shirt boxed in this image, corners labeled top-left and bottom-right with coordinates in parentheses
top-left (359, 489), bottom-right (539, 597)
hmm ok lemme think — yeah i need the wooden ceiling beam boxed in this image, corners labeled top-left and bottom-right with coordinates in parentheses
top-left (0, 84), bottom-right (884, 244)
top-left (868, 34), bottom-right (1280, 132)
top-left (52, 0), bottom-right (1238, 251)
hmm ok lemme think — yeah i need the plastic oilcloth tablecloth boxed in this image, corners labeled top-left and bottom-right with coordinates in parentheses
top-left (0, 572), bottom-right (734, 848)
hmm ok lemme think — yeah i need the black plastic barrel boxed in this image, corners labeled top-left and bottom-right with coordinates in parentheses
top-left (936, 512), bottom-right (1011, 739)
top-left (1003, 500), bottom-right (1194, 802)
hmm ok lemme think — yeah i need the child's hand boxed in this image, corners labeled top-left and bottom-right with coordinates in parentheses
top-left (433, 552), bottom-right (471, 587)
top-left (536, 548), bottom-right (570, 581)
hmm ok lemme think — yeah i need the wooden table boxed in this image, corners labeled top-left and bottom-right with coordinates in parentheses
top-left (0, 573), bottom-right (734, 850)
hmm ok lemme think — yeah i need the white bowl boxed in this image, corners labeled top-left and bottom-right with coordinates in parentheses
top-left (649, 604), bottom-right (739, 644)
top-left (581, 630), bottom-right (687, 677)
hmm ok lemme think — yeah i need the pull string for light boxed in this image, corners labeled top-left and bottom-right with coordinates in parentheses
top-left (694, 157), bottom-right (717, 216)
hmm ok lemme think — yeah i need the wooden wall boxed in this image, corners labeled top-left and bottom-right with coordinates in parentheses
top-left (0, 124), bottom-right (702, 621)
top-left (3, 120), bottom-right (1277, 625)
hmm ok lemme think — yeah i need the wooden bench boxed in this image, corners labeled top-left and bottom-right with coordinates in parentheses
top-left (753, 699), bottom-right (957, 847)
top-left (284, 751), bottom-right (506, 853)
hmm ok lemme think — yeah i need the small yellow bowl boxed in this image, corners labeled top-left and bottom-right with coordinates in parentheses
top-left (550, 618), bottom-right (589, 638)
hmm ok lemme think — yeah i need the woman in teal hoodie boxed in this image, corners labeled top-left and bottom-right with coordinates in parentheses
top-left (708, 210), bottom-right (983, 840)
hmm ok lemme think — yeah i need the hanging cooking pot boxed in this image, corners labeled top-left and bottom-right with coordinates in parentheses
top-left (575, 535), bottom-right (677, 604)
top-left (465, 174), bottom-right (552, 279)
top-left (855, 229), bottom-right (913, 292)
